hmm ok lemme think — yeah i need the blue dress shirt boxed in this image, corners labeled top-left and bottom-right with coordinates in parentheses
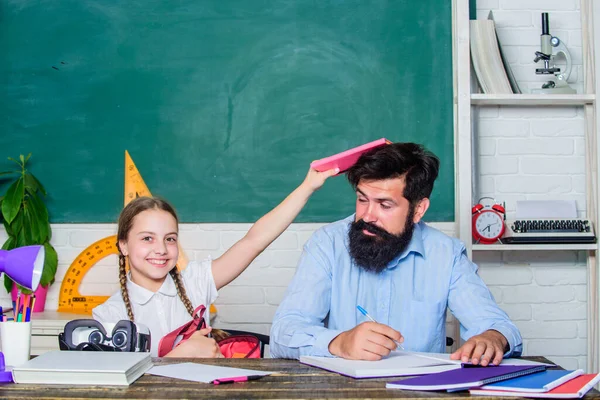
top-left (270, 215), bottom-right (523, 359)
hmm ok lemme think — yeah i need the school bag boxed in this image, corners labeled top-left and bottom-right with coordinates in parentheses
top-left (157, 305), bottom-right (261, 358)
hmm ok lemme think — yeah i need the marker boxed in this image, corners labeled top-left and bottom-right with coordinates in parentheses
top-left (357, 305), bottom-right (405, 350)
top-left (212, 375), bottom-right (264, 385)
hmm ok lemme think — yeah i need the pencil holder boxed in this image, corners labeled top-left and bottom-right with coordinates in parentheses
top-left (0, 321), bottom-right (31, 367)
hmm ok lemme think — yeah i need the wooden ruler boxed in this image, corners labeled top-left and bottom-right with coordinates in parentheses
top-left (57, 151), bottom-right (196, 314)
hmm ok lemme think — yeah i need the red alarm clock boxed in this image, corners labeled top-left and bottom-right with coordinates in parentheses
top-left (472, 197), bottom-right (506, 244)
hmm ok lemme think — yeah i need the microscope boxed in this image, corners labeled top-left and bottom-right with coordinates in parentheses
top-left (532, 13), bottom-right (576, 94)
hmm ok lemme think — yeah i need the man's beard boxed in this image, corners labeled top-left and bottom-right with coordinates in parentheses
top-left (348, 208), bottom-right (416, 274)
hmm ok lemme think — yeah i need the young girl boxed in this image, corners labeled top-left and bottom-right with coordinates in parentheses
top-left (92, 167), bottom-right (337, 357)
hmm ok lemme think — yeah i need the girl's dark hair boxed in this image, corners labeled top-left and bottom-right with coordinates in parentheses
top-left (347, 142), bottom-right (440, 204)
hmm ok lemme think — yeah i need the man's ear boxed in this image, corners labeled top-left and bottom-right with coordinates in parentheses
top-left (413, 198), bottom-right (430, 223)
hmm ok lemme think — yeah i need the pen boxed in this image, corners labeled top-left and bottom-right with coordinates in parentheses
top-left (212, 375), bottom-right (264, 385)
top-left (356, 305), bottom-right (405, 350)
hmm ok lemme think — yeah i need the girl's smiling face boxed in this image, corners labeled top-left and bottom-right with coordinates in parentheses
top-left (119, 208), bottom-right (179, 292)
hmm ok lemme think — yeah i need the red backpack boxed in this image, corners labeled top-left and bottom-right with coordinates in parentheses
top-left (157, 305), bottom-right (261, 358)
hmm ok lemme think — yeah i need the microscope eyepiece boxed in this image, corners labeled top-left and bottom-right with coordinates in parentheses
top-left (541, 12), bottom-right (549, 35)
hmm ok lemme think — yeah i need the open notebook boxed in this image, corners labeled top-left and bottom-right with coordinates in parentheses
top-left (300, 351), bottom-right (553, 379)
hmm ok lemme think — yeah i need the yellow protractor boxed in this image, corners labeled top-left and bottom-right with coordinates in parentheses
top-left (57, 236), bottom-right (118, 313)
top-left (57, 151), bottom-right (217, 317)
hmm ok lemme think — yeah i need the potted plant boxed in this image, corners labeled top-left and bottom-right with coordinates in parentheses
top-left (0, 154), bottom-right (58, 311)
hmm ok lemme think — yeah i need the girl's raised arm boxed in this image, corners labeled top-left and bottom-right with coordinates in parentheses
top-left (212, 167), bottom-right (338, 290)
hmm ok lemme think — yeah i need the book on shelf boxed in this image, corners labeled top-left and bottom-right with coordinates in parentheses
top-left (488, 11), bottom-right (521, 94)
top-left (11, 350), bottom-right (153, 386)
top-left (470, 19), bottom-right (513, 94)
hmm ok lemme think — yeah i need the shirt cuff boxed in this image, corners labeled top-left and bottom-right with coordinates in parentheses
top-left (490, 325), bottom-right (522, 358)
top-left (311, 329), bottom-right (344, 357)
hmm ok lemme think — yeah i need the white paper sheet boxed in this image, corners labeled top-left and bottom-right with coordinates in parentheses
top-left (147, 362), bottom-right (273, 383)
top-left (516, 200), bottom-right (577, 219)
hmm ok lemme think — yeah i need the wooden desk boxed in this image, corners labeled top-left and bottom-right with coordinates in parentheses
top-left (0, 357), bottom-right (598, 400)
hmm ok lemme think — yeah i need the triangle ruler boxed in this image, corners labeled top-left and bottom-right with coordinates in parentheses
top-left (57, 151), bottom-right (197, 314)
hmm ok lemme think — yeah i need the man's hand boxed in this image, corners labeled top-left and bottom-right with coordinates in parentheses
top-left (328, 322), bottom-right (403, 360)
top-left (450, 330), bottom-right (508, 366)
top-left (165, 327), bottom-right (224, 358)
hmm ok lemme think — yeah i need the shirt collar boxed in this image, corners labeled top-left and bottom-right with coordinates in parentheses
top-left (388, 221), bottom-right (425, 267)
top-left (126, 272), bottom-right (178, 305)
top-left (343, 215), bottom-right (426, 269)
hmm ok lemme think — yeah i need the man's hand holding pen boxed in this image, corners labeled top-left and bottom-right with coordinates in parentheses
top-left (328, 322), bottom-right (404, 361)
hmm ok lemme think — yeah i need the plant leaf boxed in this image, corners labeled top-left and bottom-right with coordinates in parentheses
top-left (2, 177), bottom-right (24, 224)
top-left (24, 153), bottom-right (31, 163)
top-left (25, 173), bottom-right (46, 196)
top-left (1, 236), bottom-right (15, 250)
top-left (16, 226), bottom-right (28, 248)
top-left (7, 157), bottom-right (21, 167)
top-left (27, 195), bottom-right (49, 242)
top-left (23, 204), bottom-right (41, 243)
top-left (5, 212), bottom-right (23, 239)
top-left (3, 218), bottom-right (13, 237)
top-left (4, 275), bottom-right (13, 294)
top-left (0, 170), bottom-right (18, 177)
top-left (40, 242), bottom-right (58, 287)
top-left (27, 190), bottom-right (49, 224)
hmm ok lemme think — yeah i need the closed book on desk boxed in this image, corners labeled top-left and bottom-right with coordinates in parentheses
top-left (478, 369), bottom-right (583, 393)
top-left (470, 373), bottom-right (600, 398)
top-left (386, 365), bottom-right (546, 391)
top-left (12, 350), bottom-right (153, 386)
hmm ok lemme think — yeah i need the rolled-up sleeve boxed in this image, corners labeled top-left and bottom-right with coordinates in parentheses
top-left (270, 231), bottom-right (342, 359)
top-left (448, 244), bottom-right (523, 357)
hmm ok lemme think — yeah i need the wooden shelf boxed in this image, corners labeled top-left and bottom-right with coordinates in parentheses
top-left (473, 243), bottom-right (598, 251)
top-left (471, 94), bottom-right (595, 106)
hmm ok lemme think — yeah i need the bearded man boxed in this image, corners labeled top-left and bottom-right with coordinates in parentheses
top-left (270, 142), bottom-right (522, 366)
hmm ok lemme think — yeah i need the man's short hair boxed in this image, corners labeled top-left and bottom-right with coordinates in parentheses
top-left (346, 142), bottom-right (440, 204)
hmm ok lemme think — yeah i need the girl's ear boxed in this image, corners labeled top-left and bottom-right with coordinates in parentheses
top-left (118, 240), bottom-right (129, 257)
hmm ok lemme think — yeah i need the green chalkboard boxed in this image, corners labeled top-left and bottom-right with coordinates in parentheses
top-left (0, 1), bottom-right (454, 223)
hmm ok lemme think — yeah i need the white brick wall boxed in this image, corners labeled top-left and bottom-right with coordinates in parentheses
top-left (474, 1), bottom-right (588, 370)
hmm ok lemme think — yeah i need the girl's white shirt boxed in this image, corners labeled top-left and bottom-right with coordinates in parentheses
top-left (92, 258), bottom-right (218, 356)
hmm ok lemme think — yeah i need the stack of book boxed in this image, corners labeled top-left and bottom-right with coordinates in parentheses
top-left (386, 365), bottom-right (600, 398)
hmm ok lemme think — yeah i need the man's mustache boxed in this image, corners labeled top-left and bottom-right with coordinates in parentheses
top-left (353, 219), bottom-right (394, 238)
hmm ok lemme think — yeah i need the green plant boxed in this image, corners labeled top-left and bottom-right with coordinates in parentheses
top-left (0, 154), bottom-right (58, 293)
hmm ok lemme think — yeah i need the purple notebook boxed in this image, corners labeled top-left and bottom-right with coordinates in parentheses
top-left (386, 365), bottom-right (547, 391)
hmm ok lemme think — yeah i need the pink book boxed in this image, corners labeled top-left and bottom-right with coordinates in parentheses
top-left (310, 138), bottom-right (392, 172)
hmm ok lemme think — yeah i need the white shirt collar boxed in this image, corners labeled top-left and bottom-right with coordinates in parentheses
top-left (126, 272), bottom-right (178, 305)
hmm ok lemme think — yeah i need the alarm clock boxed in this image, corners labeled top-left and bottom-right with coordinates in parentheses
top-left (472, 197), bottom-right (506, 244)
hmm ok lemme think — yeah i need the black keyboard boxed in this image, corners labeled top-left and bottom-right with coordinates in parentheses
top-left (502, 219), bottom-right (596, 244)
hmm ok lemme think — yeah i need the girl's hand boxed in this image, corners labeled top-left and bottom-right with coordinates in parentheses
top-left (301, 167), bottom-right (340, 192)
top-left (165, 327), bottom-right (224, 358)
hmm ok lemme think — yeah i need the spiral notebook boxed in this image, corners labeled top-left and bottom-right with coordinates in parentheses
top-left (386, 364), bottom-right (547, 391)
